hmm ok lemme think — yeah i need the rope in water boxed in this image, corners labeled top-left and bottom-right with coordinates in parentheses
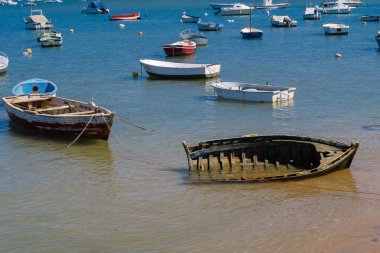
top-left (66, 115), bottom-right (94, 148)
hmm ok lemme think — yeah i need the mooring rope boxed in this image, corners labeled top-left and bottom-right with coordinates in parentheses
top-left (66, 115), bottom-right (94, 148)
top-left (116, 114), bottom-right (152, 132)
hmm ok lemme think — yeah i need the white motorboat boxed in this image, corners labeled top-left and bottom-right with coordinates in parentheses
top-left (82, 1), bottom-right (109, 14)
top-left (322, 0), bottom-right (364, 8)
top-left (211, 82), bottom-right (296, 102)
top-left (24, 9), bottom-right (53, 30)
top-left (139, 59), bottom-right (221, 79)
top-left (219, 4), bottom-right (252, 16)
top-left (0, 0), bottom-right (17, 5)
top-left (270, 15), bottom-right (297, 27)
top-left (375, 31), bottom-right (380, 48)
top-left (209, 2), bottom-right (245, 9)
top-left (318, 1), bottom-right (351, 14)
top-left (181, 12), bottom-right (201, 23)
top-left (303, 7), bottom-right (321, 20)
top-left (180, 29), bottom-right (208, 46)
top-left (254, 0), bottom-right (289, 9)
top-left (323, 23), bottom-right (349, 35)
top-left (0, 51), bottom-right (9, 74)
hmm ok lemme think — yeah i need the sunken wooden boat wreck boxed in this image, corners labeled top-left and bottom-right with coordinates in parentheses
top-left (2, 94), bottom-right (114, 140)
top-left (182, 135), bottom-right (359, 182)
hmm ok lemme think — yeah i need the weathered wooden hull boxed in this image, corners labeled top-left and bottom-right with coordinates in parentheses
top-left (182, 135), bottom-right (359, 182)
top-left (3, 95), bottom-right (114, 140)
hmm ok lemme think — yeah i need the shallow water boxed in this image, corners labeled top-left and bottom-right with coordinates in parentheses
top-left (1, 0), bottom-right (380, 252)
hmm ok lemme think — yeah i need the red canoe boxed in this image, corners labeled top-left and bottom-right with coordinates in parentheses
top-left (110, 13), bottom-right (141, 20)
top-left (163, 40), bottom-right (196, 57)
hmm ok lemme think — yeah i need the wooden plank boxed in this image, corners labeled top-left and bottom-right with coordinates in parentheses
top-left (60, 110), bottom-right (96, 115)
top-left (36, 105), bottom-right (70, 112)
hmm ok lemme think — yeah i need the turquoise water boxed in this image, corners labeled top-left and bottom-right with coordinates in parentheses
top-left (1, 1), bottom-right (380, 252)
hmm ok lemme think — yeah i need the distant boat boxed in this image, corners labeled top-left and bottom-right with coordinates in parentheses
top-left (240, 6), bottom-right (263, 39)
top-left (317, 1), bottom-right (351, 14)
top-left (24, 9), bottom-right (53, 30)
top-left (12, 78), bottom-right (57, 96)
top-left (0, 0), bottom-right (17, 5)
top-left (323, 23), bottom-right (349, 35)
top-left (303, 7), bottom-right (321, 20)
top-left (197, 21), bottom-right (223, 31)
top-left (23, 0), bottom-right (37, 6)
top-left (180, 29), bottom-right (208, 46)
top-left (209, 2), bottom-right (245, 9)
top-left (270, 15), bottom-right (298, 27)
top-left (182, 135), bottom-right (359, 182)
top-left (39, 34), bottom-right (63, 47)
top-left (139, 59), bottom-right (221, 79)
top-left (0, 51), bottom-right (9, 74)
top-left (375, 31), bottom-right (380, 48)
top-left (109, 13), bottom-right (141, 20)
top-left (82, 1), bottom-right (109, 14)
top-left (254, 0), bottom-right (290, 9)
top-left (163, 40), bottom-right (196, 57)
top-left (219, 4), bottom-right (252, 16)
top-left (36, 31), bottom-right (61, 42)
top-left (322, 0), bottom-right (364, 8)
top-left (211, 82), bottom-right (296, 102)
top-left (360, 15), bottom-right (380, 21)
top-left (181, 12), bottom-right (201, 23)
top-left (44, 0), bottom-right (62, 3)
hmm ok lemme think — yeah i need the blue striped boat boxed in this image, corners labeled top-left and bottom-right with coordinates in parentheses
top-left (12, 78), bottom-right (57, 96)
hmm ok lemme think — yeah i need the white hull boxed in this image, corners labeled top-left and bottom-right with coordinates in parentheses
top-left (220, 4), bottom-right (252, 16)
top-left (0, 52), bottom-right (9, 74)
top-left (323, 23), bottom-right (349, 34)
top-left (375, 33), bottom-right (380, 48)
top-left (303, 7), bottom-right (321, 20)
top-left (211, 82), bottom-right (296, 102)
top-left (271, 15), bottom-right (297, 27)
top-left (140, 59), bottom-right (221, 79)
top-left (209, 3), bottom-right (243, 9)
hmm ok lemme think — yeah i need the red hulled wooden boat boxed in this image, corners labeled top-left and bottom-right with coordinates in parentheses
top-left (163, 40), bottom-right (196, 57)
top-left (109, 12), bottom-right (141, 20)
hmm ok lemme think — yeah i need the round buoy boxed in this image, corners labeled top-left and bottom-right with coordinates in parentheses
top-left (363, 21), bottom-right (366, 25)
top-left (132, 71), bottom-right (139, 78)
top-left (138, 32), bottom-right (143, 36)
top-left (227, 19), bottom-right (234, 23)
top-left (204, 12), bottom-right (208, 16)
top-left (119, 24), bottom-right (125, 29)
top-left (335, 53), bottom-right (342, 58)
top-left (70, 28), bottom-right (74, 33)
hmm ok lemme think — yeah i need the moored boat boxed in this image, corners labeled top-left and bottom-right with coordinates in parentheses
top-left (12, 78), bottom-right (57, 96)
top-left (39, 34), bottom-right (63, 47)
top-left (109, 13), bottom-right (141, 20)
top-left (0, 51), bottom-right (9, 74)
top-left (360, 15), bottom-right (380, 21)
top-left (82, 1), bottom-right (109, 14)
top-left (139, 59), bottom-right (221, 79)
top-left (219, 4), bottom-right (252, 16)
top-left (323, 23), bottom-right (349, 35)
top-left (209, 2), bottom-right (245, 9)
top-left (182, 135), bottom-right (359, 182)
top-left (240, 6), bottom-right (263, 39)
top-left (163, 40), bottom-right (196, 57)
top-left (317, 1), bottom-right (351, 14)
top-left (2, 94), bottom-right (114, 140)
top-left (270, 15), bottom-right (297, 27)
top-left (181, 12), bottom-right (201, 23)
top-left (24, 9), bottom-right (53, 30)
top-left (322, 0), bottom-right (364, 8)
top-left (254, 0), bottom-right (290, 9)
top-left (180, 29), bottom-right (208, 46)
top-left (211, 82), bottom-right (295, 102)
top-left (36, 31), bottom-right (61, 42)
top-left (197, 21), bottom-right (224, 31)
top-left (376, 31), bottom-right (380, 48)
top-left (303, 7), bottom-right (321, 20)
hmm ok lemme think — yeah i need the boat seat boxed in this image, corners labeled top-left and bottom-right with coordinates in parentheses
top-left (60, 110), bottom-right (96, 115)
top-left (36, 105), bottom-right (70, 113)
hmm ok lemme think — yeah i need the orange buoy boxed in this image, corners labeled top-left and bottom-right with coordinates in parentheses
top-left (138, 32), bottom-right (143, 36)
top-left (335, 53), bottom-right (342, 58)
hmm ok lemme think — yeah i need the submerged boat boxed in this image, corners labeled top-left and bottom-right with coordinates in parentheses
top-left (181, 12), bottom-right (201, 23)
top-left (197, 21), bottom-right (224, 31)
top-left (182, 135), bottom-right (359, 182)
top-left (270, 15), bottom-right (298, 27)
top-left (12, 78), bottom-right (57, 96)
top-left (24, 9), bottom-right (53, 30)
top-left (360, 15), bottom-right (380, 21)
top-left (323, 23), bottom-right (349, 35)
top-left (82, 1), bottom-right (109, 14)
top-left (109, 13), bottom-right (141, 20)
top-left (211, 82), bottom-right (295, 102)
top-left (39, 34), bottom-right (63, 47)
top-left (163, 40), bottom-right (196, 57)
top-left (36, 31), bottom-right (61, 42)
top-left (376, 31), bottom-right (380, 48)
top-left (139, 59), bottom-right (221, 79)
top-left (2, 94), bottom-right (114, 140)
top-left (254, 0), bottom-right (290, 9)
top-left (180, 29), bottom-right (208, 46)
top-left (0, 51), bottom-right (9, 74)
top-left (303, 7), bottom-right (321, 20)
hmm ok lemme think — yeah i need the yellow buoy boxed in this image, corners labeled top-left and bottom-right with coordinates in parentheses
top-left (335, 53), bottom-right (342, 58)
top-left (119, 24), bottom-right (125, 29)
top-left (26, 48), bottom-right (32, 54)
top-left (70, 28), bottom-right (74, 33)
top-left (363, 21), bottom-right (366, 25)
top-left (138, 32), bottom-right (143, 36)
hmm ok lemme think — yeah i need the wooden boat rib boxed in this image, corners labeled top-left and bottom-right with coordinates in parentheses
top-left (182, 135), bottom-right (359, 182)
top-left (2, 94), bottom-right (114, 140)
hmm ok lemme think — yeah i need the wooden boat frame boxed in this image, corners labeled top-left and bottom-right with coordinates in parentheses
top-left (182, 135), bottom-right (359, 182)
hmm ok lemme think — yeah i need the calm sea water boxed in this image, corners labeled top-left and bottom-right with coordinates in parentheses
top-left (1, 0), bottom-right (380, 252)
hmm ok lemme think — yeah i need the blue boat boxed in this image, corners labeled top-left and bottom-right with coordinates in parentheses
top-left (12, 78), bottom-right (57, 96)
top-left (240, 6), bottom-right (263, 39)
top-left (197, 21), bottom-right (223, 31)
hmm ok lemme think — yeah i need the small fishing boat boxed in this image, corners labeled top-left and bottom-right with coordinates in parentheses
top-left (2, 94), bottom-right (114, 140)
top-left (270, 15), bottom-right (297, 27)
top-left (323, 23), bottom-right (349, 35)
top-left (360, 15), bottom-right (380, 21)
top-left (211, 82), bottom-right (295, 102)
top-left (39, 34), bottom-right (63, 47)
top-left (375, 31), bottom-right (380, 48)
top-left (163, 40), bottom-right (196, 57)
top-left (181, 12), bottom-right (201, 23)
top-left (180, 29), bottom-right (208, 46)
top-left (109, 13), bottom-right (141, 20)
top-left (240, 6), bottom-right (263, 39)
top-left (209, 2), bottom-right (245, 9)
top-left (197, 21), bottom-right (224, 31)
top-left (82, 1), bottom-right (109, 14)
top-left (0, 51), bottom-right (9, 74)
top-left (303, 7), bottom-right (321, 20)
top-left (24, 9), bottom-right (53, 30)
top-left (182, 135), bottom-right (359, 182)
top-left (254, 0), bottom-right (290, 9)
top-left (219, 4), bottom-right (252, 16)
top-left (317, 1), bottom-right (350, 14)
top-left (12, 78), bottom-right (57, 96)
top-left (36, 31), bottom-right (61, 42)
top-left (139, 59), bottom-right (221, 79)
